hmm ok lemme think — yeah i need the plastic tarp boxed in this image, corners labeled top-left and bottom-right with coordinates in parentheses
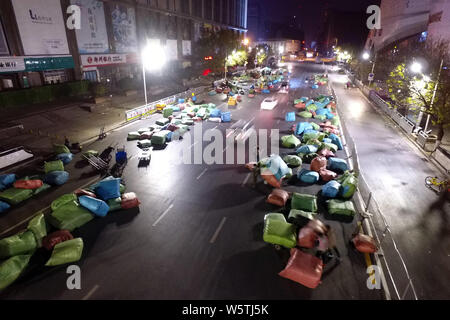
top-left (297, 169), bottom-right (319, 184)
top-left (79, 196), bottom-right (109, 217)
top-left (51, 193), bottom-right (77, 211)
top-left (328, 157), bottom-right (348, 173)
top-left (322, 181), bottom-right (341, 198)
top-left (45, 238), bottom-right (84, 267)
top-left (263, 213), bottom-right (297, 248)
top-left (55, 153), bottom-right (73, 165)
top-left (281, 135), bottom-right (301, 148)
top-left (0, 188), bottom-right (33, 205)
top-left (44, 171), bottom-right (69, 186)
top-left (291, 193), bottom-right (318, 212)
top-left (327, 199), bottom-right (356, 217)
top-left (48, 202), bottom-right (94, 231)
top-left (95, 178), bottom-right (121, 201)
top-left (53, 144), bottom-right (70, 155)
top-left (0, 254), bottom-right (32, 291)
top-left (0, 230), bottom-right (37, 259)
top-left (279, 248), bottom-right (323, 289)
top-left (44, 160), bottom-right (64, 174)
top-left (282, 155), bottom-right (302, 167)
top-left (285, 112), bottom-right (296, 122)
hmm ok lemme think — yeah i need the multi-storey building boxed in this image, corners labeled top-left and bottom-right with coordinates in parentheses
top-left (0, 0), bottom-right (248, 91)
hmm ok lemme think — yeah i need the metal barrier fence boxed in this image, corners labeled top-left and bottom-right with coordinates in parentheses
top-left (125, 85), bottom-right (210, 121)
top-left (330, 85), bottom-right (419, 300)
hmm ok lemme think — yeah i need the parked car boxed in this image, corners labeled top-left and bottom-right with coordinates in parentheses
top-left (261, 97), bottom-right (278, 110)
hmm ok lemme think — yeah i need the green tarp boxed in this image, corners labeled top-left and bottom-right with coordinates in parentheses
top-left (46, 238), bottom-right (84, 267)
top-left (48, 202), bottom-right (94, 232)
top-left (263, 213), bottom-right (297, 248)
top-left (291, 193), bottom-right (318, 212)
top-left (0, 230), bottom-right (37, 259)
top-left (0, 254), bottom-right (32, 291)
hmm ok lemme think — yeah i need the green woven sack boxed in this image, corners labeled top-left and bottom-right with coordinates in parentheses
top-left (51, 193), bottom-right (77, 212)
top-left (163, 108), bottom-right (173, 118)
top-left (0, 254), bottom-right (32, 291)
top-left (120, 184), bottom-right (126, 194)
top-left (291, 193), bottom-right (318, 212)
top-left (306, 104), bottom-right (317, 112)
top-left (83, 150), bottom-right (99, 157)
top-left (27, 213), bottom-right (47, 247)
top-left (282, 155), bottom-right (302, 167)
top-left (46, 238), bottom-right (84, 267)
top-left (0, 188), bottom-right (33, 205)
top-left (314, 114), bottom-right (327, 121)
top-left (298, 111), bottom-right (313, 118)
top-left (288, 209), bottom-right (316, 225)
top-left (33, 183), bottom-right (51, 195)
top-left (320, 142), bottom-right (338, 153)
top-left (44, 160), bottom-right (64, 174)
top-left (156, 118), bottom-right (169, 126)
top-left (302, 131), bottom-right (319, 142)
top-left (263, 213), bottom-right (297, 248)
top-left (310, 122), bottom-right (320, 130)
top-left (0, 230), bottom-right (37, 259)
top-left (48, 202), bottom-right (94, 232)
top-left (53, 144), bottom-right (70, 155)
top-left (107, 197), bottom-right (122, 212)
top-left (281, 135), bottom-right (301, 148)
top-left (327, 199), bottom-right (356, 217)
top-left (331, 117), bottom-right (340, 127)
top-left (301, 153), bottom-right (318, 164)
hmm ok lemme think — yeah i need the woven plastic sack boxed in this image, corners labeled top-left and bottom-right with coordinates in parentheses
top-left (297, 169), bottom-right (319, 184)
top-left (27, 213), bottom-right (47, 247)
top-left (51, 194), bottom-right (77, 212)
top-left (310, 156), bottom-right (327, 172)
top-left (337, 171), bottom-right (358, 199)
top-left (42, 230), bottom-right (74, 251)
top-left (0, 254), bottom-right (32, 291)
top-left (107, 197), bottom-right (122, 212)
top-left (329, 134), bottom-right (343, 150)
top-left (318, 148), bottom-right (335, 158)
top-left (95, 178), bottom-right (121, 201)
top-left (282, 155), bottom-right (302, 167)
top-left (13, 180), bottom-right (43, 189)
top-left (44, 171), bottom-right (69, 186)
top-left (46, 238), bottom-right (84, 267)
top-left (266, 189), bottom-right (289, 207)
top-left (0, 174), bottom-right (16, 190)
top-left (210, 108), bottom-right (221, 118)
top-left (156, 118), bottom-right (170, 126)
top-left (44, 160), bottom-right (64, 174)
top-left (352, 234), bottom-right (378, 253)
top-left (301, 153), bottom-right (319, 164)
top-left (298, 111), bottom-right (313, 118)
top-left (319, 168), bottom-right (337, 182)
top-left (327, 199), bottom-right (356, 217)
top-left (48, 202), bottom-right (94, 231)
top-left (291, 193), bottom-right (318, 212)
top-left (56, 153), bottom-right (73, 165)
top-left (310, 122), bottom-right (320, 131)
top-left (288, 209), bottom-right (316, 226)
top-left (295, 122), bottom-right (313, 135)
top-left (281, 135), bottom-right (301, 148)
top-left (0, 188), bottom-right (33, 205)
top-left (263, 214), bottom-right (297, 248)
top-left (260, 169), bottom-right (283, 188)
top-left (302, 131), bottom-right (319, 142)
top-left (0, 230), bottom-right (37, 259)
top-left (221, 112), bottom-right (231, 122)
top-left (279, 248), bottom-right (323, 289)
top-left (328, 157), bottom-right (348, 173)
top-left (79, 196), bottom-right (109, 217)
top-left (298, 226), bottom-right (318, 248)
top-left (53, 144), bottom-right (70, 155)
top-left (127, 132), bottom-right (141, 141)
top-left (320, 142), bottom-right (338, 153)
top-left (296, 145), bottom-right (318, 155)
top-left (322, 181), bottom-right (341, 198)
top-left (0, 200), bottom-right (10, 213)
top-left (121, 192), bottom-right (141, 209)
top-left (138, 139), bottom-right (152, 148)
top-left (285, 112), bottom-right (296, 122)
top-left (314, 114), bottom-right (327, 121)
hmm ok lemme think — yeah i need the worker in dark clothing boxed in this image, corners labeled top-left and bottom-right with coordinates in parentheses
top-left (252, 147), bottom-right (261, 188)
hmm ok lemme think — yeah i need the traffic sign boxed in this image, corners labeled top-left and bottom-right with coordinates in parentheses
top-left (368, 73), bottom-right (374, 81)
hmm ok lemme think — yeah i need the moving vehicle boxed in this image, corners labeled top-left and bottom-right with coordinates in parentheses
top-left (261, 97), bottom-right (278, 110)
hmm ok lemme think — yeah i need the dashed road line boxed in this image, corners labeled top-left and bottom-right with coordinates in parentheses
top-left (152, 204), bottom-right (174, 227)
top-left (196, 168), bottom-right (208, 180)
top-left (82, 285), bottom-right (99, 300)
top-left (210, 217), bottom-right (227, 244)
top-left (242, 173), bottom-right (251, 187)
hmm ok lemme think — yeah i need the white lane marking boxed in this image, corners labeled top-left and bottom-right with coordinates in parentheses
top-left (115, 121), bottom-right (138, 132)
top-left (212, 125), bottom-right (218, 130)
top-left (82, 285), bottom-right (99, 300)
top-left (188, 141), bottom-right (198, 150)
top-left (196, 168), bottom-right (208, 180)
top-left (152, 204), bottom-right (174, 227)
top-left (242, 173), bottom-right (251, 187)
top-left (210, 217), bottom-right (227, 244)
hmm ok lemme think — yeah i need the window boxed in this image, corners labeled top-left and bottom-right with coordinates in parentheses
top-left (221, 0), bottom-right (228, 24)
top-left (180, 0), bottom-right (189, 14)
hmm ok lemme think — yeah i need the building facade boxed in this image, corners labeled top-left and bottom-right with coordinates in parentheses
top-left (0, 0), bottom-right (248, 91)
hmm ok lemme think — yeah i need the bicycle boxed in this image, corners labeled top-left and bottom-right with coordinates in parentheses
top-left (425, 176), bottom-right (448, 193)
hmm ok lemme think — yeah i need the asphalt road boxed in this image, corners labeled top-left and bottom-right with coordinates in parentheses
top-left (1, 63), bottom-right (383, 300)
top-left (328, 69), bottom-right (450, 299)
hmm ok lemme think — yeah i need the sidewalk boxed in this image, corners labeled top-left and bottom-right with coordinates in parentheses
top-left (0, 77), bottom-right (214, 158)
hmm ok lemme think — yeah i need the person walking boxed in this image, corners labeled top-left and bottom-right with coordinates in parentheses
top-left (315, 225), bottom-right (341, 264)
top-left (251, 147), bottom-right (261, 188)
top-left (427, 179), bottom-right (450, 230)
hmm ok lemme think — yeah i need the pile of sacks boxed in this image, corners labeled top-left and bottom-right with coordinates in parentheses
top-left (53, 144), bottom-right (74, 166)
top-left (0, 158), bottom-right (70, 212)
top-left (0, 176), bottom-right (140, 291)
top-left (294, 95), bottom-right (337, 121)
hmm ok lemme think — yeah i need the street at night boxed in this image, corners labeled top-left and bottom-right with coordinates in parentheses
top-left (0, 0), bottom-right (449, 312)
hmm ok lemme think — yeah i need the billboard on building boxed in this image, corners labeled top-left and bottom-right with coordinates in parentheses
top-left (72, 0), bottom-right (109, 54)
top-left (110, 4), bottom-right (138, 53)
top-left (0, 18), bottom-right (9, 55)
top-left (166, 40), bottom-right (178, 60)
top-left (11, 0), bottom-right (70, 55)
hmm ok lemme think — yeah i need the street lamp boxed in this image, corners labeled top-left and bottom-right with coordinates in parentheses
top-left (410, 61), bottom-right (423, 74)
top-left (362, 52), bottom-right (376, 86)
top-left (141, 41), bottom-right (166, 105)
top-left (362, 52), bottom-right (370, 60)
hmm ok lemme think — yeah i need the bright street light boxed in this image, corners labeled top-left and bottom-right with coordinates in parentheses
top-left (141, 41), bottom-right (166, 105)
top-left (362, 52), bottom-right (370, 60)
top-left (410, 62), bottom-right (423, 74)
top-left (423, 75), bottom-right (431, 82)
top-left (279, 45), bottom-right (284, 54)
top-left (242, 38), bottom-right (249, 46)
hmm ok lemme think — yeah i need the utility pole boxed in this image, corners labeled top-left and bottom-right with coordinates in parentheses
top-left (368, 52), bottom-right (377, 87)
top-left (424, 58), bottom-right (444, 133)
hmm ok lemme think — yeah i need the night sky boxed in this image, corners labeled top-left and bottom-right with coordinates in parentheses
top-left (250, 0), bottom-right (380, 44)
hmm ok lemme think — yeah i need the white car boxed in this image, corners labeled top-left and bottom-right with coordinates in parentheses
top-left (261, 97), bottom-right (278, 110)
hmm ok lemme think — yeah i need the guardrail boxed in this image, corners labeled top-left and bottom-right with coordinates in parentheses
top-left (330, 85), bottom-right (419, 300)
top-left (125, 85), bottom-right (210, 121)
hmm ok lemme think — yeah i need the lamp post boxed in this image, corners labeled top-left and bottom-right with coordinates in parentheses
top-left (363, 51), bottom-right (376, 86)
top-left (424, 58), bottom-right (444, 132)
top-left (141, 41), bottom-right (166, 105)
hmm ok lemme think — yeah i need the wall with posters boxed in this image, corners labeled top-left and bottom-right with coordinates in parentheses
top-left (11, 0), bottom-right (69, 55)
top-left (166, 39), bottom-right (178, 60)
top-left (182, 40), bottom-right (191, 56)
top-left (110, 3), bottom-right (138, 53)
top-left (71, 0), bottom-right (109, 54)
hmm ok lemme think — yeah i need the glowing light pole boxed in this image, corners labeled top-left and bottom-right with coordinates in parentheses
top-left (141, 41), bottom-right (166, 105)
